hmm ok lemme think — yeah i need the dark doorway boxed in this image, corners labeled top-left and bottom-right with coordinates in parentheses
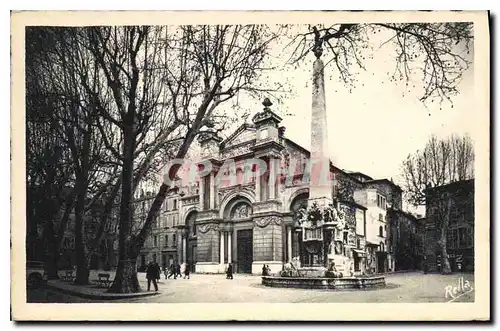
top-left (377, 252), bottom-right (387, 273)
top-left (187, 245), bottom-right (197, 273)
top-left (162, 254), bottom-right (167, 269)
top-left (237, 229), bottom-right (253, 273)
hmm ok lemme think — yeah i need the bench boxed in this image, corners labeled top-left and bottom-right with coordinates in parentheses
top-left (61, 270), bottom-right (75, 282)
top-left (96, 273), bottom-right (112, 288)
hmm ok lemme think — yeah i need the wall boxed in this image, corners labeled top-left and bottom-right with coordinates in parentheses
top-left (197, 228), bottom-right (220, 263)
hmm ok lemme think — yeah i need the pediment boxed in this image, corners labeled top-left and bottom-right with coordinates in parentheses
top-left (221, 123), bottom-right (256, 149)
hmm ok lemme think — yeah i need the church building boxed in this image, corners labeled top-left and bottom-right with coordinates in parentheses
top-left (136, 99), bottom-right (407, 275)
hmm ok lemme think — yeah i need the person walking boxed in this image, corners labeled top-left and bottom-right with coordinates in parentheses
top-left (184, 263), bottom-right (190, 279)
top-left (226, 263), bottom-right (233, 280)
top-left (154, 262), bottom-right (161, 282)
top-left (176, 263), bottom-right (182, 279)
top-left (146, 262), bottom-right (159, 291)
top-left (167, 263), bottom-right (176, 279)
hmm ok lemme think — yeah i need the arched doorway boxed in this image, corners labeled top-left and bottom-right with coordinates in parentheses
top-left (223, 196), bottom-right (253, 273)
top-left (185, 210), bottom-right (198, 272)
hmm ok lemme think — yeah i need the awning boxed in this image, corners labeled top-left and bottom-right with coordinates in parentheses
top-left (352, 249), bottom-right (367, 256)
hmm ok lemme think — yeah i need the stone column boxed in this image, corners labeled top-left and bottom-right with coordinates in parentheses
top-left (309, 49), bottom-right (332, 201)
top-left (287, 227), bottom-right (292, 262)
top-left (182, 235), bottom-right (187, 264)
top-left (268, 157), bottom-right (276, 200)
top-left (255, 161), bottom-right (261, 202)
top-left (227, 232), bottom-right (232, 263)
top-left (220, 231), bottom-right (225, 265)
top-left (199, 175), bottom-right (205, 210)
top-left (177, 231), bottom-right (182, 263)
top-left (209, 172), bottom-right (215, 209)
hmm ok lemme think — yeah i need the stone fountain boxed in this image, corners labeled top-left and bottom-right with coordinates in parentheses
top-left (261, 34), bottom-right (385, 290)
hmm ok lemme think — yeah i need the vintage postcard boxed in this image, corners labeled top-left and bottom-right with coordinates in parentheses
top-left (11, 10), bottom-right (490, 321)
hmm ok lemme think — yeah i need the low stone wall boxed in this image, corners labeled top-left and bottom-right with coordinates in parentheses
top-left (261, 276), bottom-right (386, 290)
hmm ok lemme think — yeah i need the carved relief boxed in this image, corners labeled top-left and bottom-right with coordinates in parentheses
top-left (218, 183), bottom-right (255, 208)
top-left (221, 143), bottom-right (253, 159)
top-left (254, 216), bottom-right (282, 228)
top-left (232, 203), bottom-right (252, 219)
top-left (198, 223), bottom-right (219, 234)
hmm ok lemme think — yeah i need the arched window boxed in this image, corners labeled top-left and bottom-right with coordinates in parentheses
top-left (379, 226), bottom-right (383, 237)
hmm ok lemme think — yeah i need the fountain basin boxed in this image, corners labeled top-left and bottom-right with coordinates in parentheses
top-left (261, 275), bottom-right (386, 290)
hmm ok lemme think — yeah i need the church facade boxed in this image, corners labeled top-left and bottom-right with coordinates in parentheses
top-left (137, 100), bottom-right (409, 275)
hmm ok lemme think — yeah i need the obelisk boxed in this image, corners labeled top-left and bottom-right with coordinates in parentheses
top-left (308, 44), bottom-right (333, 206)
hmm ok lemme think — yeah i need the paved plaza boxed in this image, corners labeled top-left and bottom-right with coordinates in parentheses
top-left (28, 272), bottom-right (474, 303)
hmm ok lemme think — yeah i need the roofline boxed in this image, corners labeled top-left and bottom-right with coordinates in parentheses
top-left (425, 178), bottom-right (475, 193)
top-left (220, 122), bottom-right (256, 147)
top-left (338, 199), bottom-right (367, 210)
top-left (346, 171), bottom-right (374, 181)
top-left (364, 178), bottom-right (403, 192)
top-left (283, 138), bottom-right (363, 185)
top-left (387, 207), bottom-right (417, 220)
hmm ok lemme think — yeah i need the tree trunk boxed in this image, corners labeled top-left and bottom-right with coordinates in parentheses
top-left (42, 216), bottom-right (60, 279)
top-left (440, 195), bottom-right (452, 275)
top-left (108, 258), bottom-right (140, 293)
top-left (132, 183), bottom-right (169, 255)
top-left (109, 123), bottom-right (138, 293)
top-left (74, 178), bottom-right (90, 285)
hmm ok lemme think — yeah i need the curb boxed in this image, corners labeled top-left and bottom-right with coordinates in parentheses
top-left (46, 283), bottom-right (161, 301)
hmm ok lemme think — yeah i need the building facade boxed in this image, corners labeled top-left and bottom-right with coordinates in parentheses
top-left (135, 101), bottom-right (418, 275)
top-left (423, 179), bottom-right (475, 273)
top-left (387, 208), bottom-right (422, 271)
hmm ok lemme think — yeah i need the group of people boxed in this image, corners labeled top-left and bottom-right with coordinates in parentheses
top-left (145, 261), bottom-right (191, 291)
top-left (164, 262), bottom-right (190, 280)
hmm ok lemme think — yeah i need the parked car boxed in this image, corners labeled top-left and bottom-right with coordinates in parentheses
top-left (26, 261), bottom-right (47, 288)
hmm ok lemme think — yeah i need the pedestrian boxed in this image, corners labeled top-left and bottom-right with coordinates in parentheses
top-left (184, 263), bottom-right (190, 279)
top-left (162, 265), bottom-right (168, 279)
top-left (155, 262), bottom-right (161, 282)
top-left (262, 264), bottom-right (268, 276)
top-left (266, 264), bottom-right (271, 276)
top-left (167, 263), bottom-right (175, 279)
top-left (226, 263), bottom-right (233, 280)
top-left (176, 263), bottom-right (182, 279)
top-left (146, 262), bottom-right (159, 292)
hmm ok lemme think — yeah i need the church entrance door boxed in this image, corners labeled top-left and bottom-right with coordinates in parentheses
top-left (237, 229), bottom-right (253, 273)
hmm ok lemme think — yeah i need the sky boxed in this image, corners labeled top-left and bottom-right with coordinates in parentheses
top-left (219, 25), bottom-right (476, 189)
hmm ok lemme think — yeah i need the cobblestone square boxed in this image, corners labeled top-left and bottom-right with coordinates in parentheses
top-left (29, 272), bottom-right (475, 304)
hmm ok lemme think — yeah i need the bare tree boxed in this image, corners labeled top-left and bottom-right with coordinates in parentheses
top-left (286, 23), bottom-right (473, 104)
top-left (26, 27), bottom-right (124, 283)
top-left (79, 25), bottom-right (283, 293)
top-left (400, 133), bottom-right (474, 274)
top-left (25, 27), bottom-right (78, 278)
top-left (401, 133), bottom-right (474, 206)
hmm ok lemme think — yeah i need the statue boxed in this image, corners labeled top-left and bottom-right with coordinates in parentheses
top-left (239, 205), bottom-right (249, 218)
top-left (325, 261), bottom-right (343, 278)
top-left (334, 241), bottom-right (342, 255)
top-left (295, 206), bottom-right (308, 226)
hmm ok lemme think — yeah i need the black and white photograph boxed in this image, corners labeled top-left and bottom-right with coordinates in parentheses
top-left (11, 10), bottom-right (490, 321)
